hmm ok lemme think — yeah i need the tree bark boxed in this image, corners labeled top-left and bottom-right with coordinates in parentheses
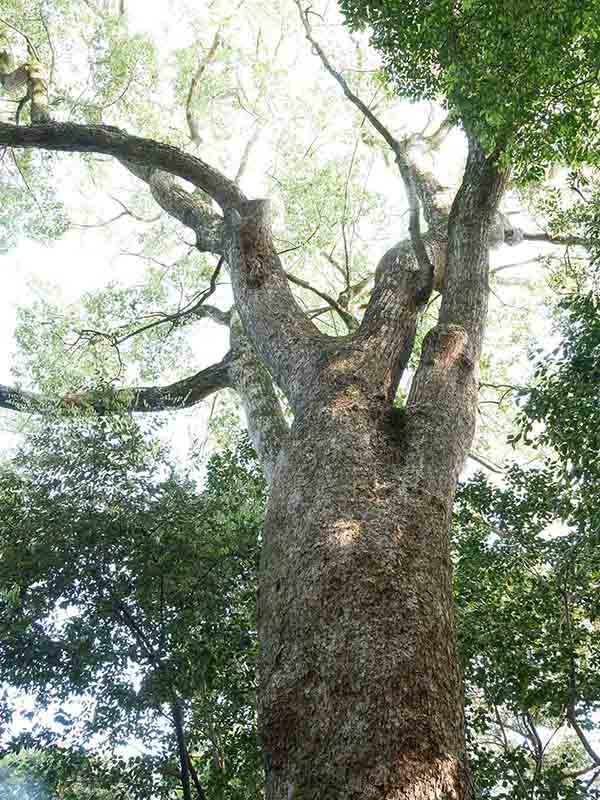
top-left (254, 140), bottom-right (504, 800)
top-left (259, 382), bottom-right (471, 800)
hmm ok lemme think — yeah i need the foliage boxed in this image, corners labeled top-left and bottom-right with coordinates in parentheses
top-left (0, 0), bottom-right (599, 796)
top-left (339, 0), bottom-right (600, 177)
top-left (455, 285), bottom-right (600, 798)
top-left (516, 290), bottom-right (600, 491)
top-left (0, 412), bottom-right (266, 799)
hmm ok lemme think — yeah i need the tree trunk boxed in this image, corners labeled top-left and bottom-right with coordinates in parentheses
top-left (258, 376), bottom-right (472, 799)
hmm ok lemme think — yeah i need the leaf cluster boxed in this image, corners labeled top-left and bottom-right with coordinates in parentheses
top-left (339, 0), bottom-right (600, 177)
top-left (455, 285), bottom-right (600, 798)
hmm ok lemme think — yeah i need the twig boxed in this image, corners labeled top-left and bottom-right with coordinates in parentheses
top-left (0, 16), bottom-right (41, 61)
top-left (285, 271), bottom-right (359, 331)
top-left (468, 451), bottom-right (504, 473)
top-left (38, 8), bottom-right (55, 90)
top-left (10, 149), bottom-right (43, 214)
top-left (294, 1), bottom-right (435, 299)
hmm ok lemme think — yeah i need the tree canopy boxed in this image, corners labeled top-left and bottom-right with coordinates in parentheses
top-left (0, 413), bottom-right (265, 799)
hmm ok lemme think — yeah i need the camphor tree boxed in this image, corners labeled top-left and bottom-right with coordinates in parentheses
top-left (1, 1), bottom-right (600, 798)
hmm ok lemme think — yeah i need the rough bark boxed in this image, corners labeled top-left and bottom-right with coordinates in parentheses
top-left (229, 313), bottom-right (289, 484)
top-left (260, 389), bottom-right (470, 800)
top-left (255, 139), bottom-right (505, 800)
top-left (0, 355), bottom-right (232, 413)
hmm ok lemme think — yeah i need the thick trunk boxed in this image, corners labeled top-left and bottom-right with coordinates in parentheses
top-left (258, 377), bottom-right (472, 799)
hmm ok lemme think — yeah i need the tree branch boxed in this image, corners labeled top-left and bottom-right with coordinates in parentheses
top-left (0, 354), bottom-right (233, 414)
top-left (121, 162), bottom-right (224, 254)
top-left (0, 121), bottom-right (246, 210)
top-left (223, 201), bottom-right (324, 410)
top-left (285, 270), bottom-right (359, 332)
top-left (228, 313), bottom-right (288, 484)
top-left (561, 581), bottom-right (600, 768)
top-left (294, 0), bottom-right (435, 295)
top-left (186, 30), bottom-right (222, 145)
top-left (522, 231), bottom-right (591, 248)
top-left (439, 138), bottom-right (507, 355)
top-left (468, 451), bottom-right (504, 473)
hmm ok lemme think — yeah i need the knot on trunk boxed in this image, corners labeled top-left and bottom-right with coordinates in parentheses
top-left (422, 323), bottom-right (472, 371)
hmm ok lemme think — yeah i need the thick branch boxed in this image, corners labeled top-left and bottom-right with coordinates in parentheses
top-left (123, 161), bottom-right (224, 253)
top-left (356, 239), bottom-right (429, 400)
top-left (123, 153), bottom-right (320, 408)
top-left (439, 138), bottom-right (507, 357)
top-left (171, 699), bottom-right (193, 800)
top-left (0, 354), bottom-right (233, 414)
top-left (398, 142), bottom-right (507, 498)
top-left (0, 121), bottom-right (246, 210)
top-left (224, 201), bottom-right (324, 410)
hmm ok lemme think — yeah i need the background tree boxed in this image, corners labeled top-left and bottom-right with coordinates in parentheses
top-left (2, 277), bottom-right (600, 799)
top-left (0, 1), bottom-right (599, 797)
top-left (0, 414), bottom-right (265, 800)
top-left (456, 276), bottom-right (600, 799)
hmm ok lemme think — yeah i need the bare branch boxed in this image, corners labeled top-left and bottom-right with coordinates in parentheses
top-left (0, 18), bottom-right (41, 61)
top-left (285, 270), bottom-right (359, 332)
top-left (10, 149), bottom-right (43, 213)
top-left (522, 231), bottom-right (591, 248)
top-left (491, 256), bottom-right (546, 275)
top-left (468, 451), bottom-right (505, 473)
top-left (294, 0), bottom-right (434, 297)
top-left (186, 30), bottom-right (222, 145)
top-left (423, 116), bottom-right (454, 147)
top-left (37, 9), bottom-right (56, 91)
top-left (77, 295), bottom-right (229, 352)
top-left (235, 124), bottom-right (261, 185)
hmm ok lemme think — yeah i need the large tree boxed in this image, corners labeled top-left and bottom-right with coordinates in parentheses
top-left (1, 1), bottom-right (599, 798)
